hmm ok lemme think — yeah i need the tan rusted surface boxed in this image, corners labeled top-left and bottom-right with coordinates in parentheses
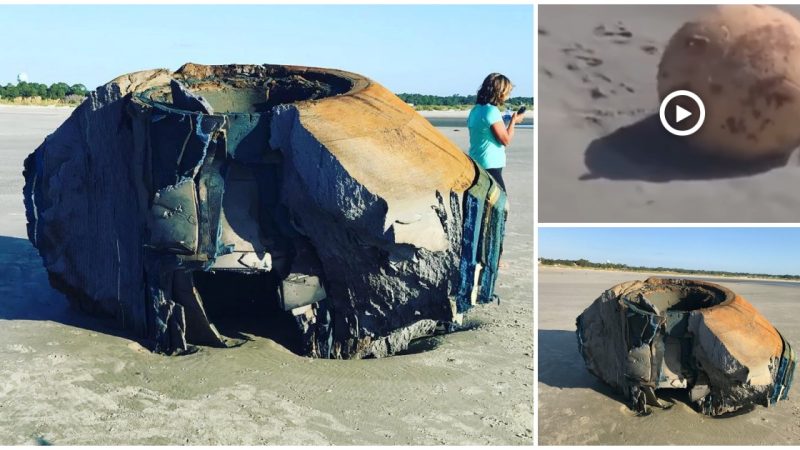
top-left (609, 279), bottom-right (647, 296)
top-left (658, 5), bottom-right (800, 160)
top-left (109, 69), bottom-right (173, 97)
top-left (161, 63), bottom-right (476, 199)
top-left (699, 293), bottom-right (784, 373)
top-left (294, 81), bottom-right (476, 198)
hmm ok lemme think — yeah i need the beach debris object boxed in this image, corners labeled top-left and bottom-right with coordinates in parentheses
top-left (657, 5), bottom-right (800, 161)
top-left (576, 277), bottom-right (795, 416)
top-left (22, 63), bottom-right (507, 358)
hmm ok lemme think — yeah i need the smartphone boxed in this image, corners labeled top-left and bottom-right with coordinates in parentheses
top-left (517, 106), bottom-right (527, 115)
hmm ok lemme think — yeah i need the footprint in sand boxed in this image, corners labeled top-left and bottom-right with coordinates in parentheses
top-left (594, 73), bottom-right (612, 83)
top-left (590, 87), bottom-right (608, 99)
top-left (619, 82), bottom-right (635, 93)
top-left (641, 44), bottom-right (659, 55)
top-left (595, 21), bottom-right (663, 59)
top-left (562, 42), bottom-right (644, 101)
top-left (576, 55), bottom-right (604, 67)
top-left (562, 44), bottom-right (604, 71)
top-left (562, 43), bottom-right (597, 56)
top-left (593, 22), bottom-right (634, 43)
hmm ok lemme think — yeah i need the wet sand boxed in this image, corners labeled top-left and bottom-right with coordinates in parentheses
top-left (538, 266), bottom-right (800, 445)
top-left (0, 105), bottom-right (533, 445)
top-left (538, 5), bottom-right (800, 222)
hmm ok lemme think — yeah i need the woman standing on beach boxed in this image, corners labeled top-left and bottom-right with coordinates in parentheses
top-left (467, 73), bottom-right (525, 192)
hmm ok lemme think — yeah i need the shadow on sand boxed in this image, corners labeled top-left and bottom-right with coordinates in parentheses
top-left (538, 329), bottom-right (625, 403)
top-left (0, 235), bottom-right (138, 342)
top-left (0, 235), bottom-right (468, 357)
top-left (580, 115), bottom-right (791, 182)
top-left (0, 235), bottom-right (307, 353)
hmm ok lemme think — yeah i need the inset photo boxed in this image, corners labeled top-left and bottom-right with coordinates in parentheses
top-left (538, 5), bottom-right (800, 222)
top-left (538, 227), bottom-right (799, 445)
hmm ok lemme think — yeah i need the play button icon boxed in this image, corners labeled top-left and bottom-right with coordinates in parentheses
top-left (675, 104), bottom-right (691, 123)
top-left (659, 89), bottom-right (705, 136)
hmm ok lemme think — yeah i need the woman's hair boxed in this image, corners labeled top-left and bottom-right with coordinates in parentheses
top-left (476, 73), bottom-right (513, 106)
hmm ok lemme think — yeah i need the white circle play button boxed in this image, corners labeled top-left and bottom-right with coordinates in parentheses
top-left (675, 104), bottom-right (691, 123)
top-left (659, 89), bottom-right (705, 136)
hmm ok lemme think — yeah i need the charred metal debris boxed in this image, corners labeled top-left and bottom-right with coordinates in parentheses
top-left (23, 63), bottom-right (507, 358)
top-left (576, 278), bottom-right (795, 416)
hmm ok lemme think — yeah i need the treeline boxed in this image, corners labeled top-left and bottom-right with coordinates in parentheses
top-left (539, 258), bottom-right (800, 281)
top-left (0, 82), bottom-right (88, 102)
top-left (397, 93), bottom-right (533, 107)
top-left (1, 83), bottom-right (535, 108)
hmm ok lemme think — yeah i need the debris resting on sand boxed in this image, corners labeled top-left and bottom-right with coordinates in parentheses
top-left (22, 63), bottom-right (507, 358)
top-left (576, 277), bottom-right (796, 416)
top-left (658, 5), bottom-right (800, 161)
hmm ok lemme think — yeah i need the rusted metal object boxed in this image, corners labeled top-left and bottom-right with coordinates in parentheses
top-left (576, 277), bottom-right (795, 416)
top-left (22, 63), bottom-right (507, 358)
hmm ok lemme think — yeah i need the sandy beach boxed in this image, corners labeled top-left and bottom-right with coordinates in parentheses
top-left (417, 110), bottom-right (471, 118)
top-left (538, 5), bottom-right (800, 222)
top-left (0, 105), bottom-right (533, 445)
top-left (538, 266), bottom-right (800, 445)
top-left (539, 264), bottom-right (800, 285)
top-left (420, 109), bottom-right (534, 128)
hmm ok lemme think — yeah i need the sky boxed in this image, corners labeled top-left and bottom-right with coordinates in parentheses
top-left (538, 228), bottom-right (800, 276)
top-left (0, 4), bottom-right (533, 97)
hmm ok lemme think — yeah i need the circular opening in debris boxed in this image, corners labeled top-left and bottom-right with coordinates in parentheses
top-left (629, 279), bottom-right (732, 313)
top-left (644, 285), bottom-right (727, 312)
top-left (138, 66), bottom-right (356, 114)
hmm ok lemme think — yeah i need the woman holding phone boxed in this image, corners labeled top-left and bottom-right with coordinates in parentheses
top-left (467, 73), bottom-right (525, 191)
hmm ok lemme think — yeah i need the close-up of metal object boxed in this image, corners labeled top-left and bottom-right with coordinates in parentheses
top-left (22, 63), bottom-right (507, 358)
top-left (576, 277), bottom-right (796, 416)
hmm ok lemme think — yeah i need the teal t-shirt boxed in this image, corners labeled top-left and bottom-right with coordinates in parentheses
top-left (467, 104), bottom-right (505, 169)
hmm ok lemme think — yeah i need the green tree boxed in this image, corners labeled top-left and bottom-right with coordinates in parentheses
top-left (396, 92), bottom-right (532, 108)
top-left (48, 82), bottom-right (70, 99)
top-left (3, 83), bottom-right (19, 98)
top-left (68, 84), bottom-right (87, 96)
